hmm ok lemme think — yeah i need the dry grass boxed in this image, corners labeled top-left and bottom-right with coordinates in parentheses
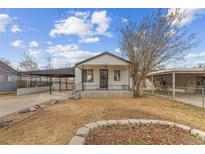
top-left (0, 95), bottom-right (205, 145)
top-left (0, 92), bottom-right (16, 97)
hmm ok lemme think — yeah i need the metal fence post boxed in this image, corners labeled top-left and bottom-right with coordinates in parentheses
top-left (151, 85), bottom-right (154, 95)
top-left (167, 87), bottom-right (169, 98)
top-left (202, 88), bottom-right (205, 108)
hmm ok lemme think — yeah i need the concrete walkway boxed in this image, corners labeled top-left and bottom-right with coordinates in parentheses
top-left (144, 90), bottom-right (205, 108)
top-left (0, 91), bottom-right (71, 117)
top-left (174, 94), bottom-right (204, 108)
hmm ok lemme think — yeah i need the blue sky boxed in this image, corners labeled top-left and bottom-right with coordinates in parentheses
top-left (1, 8), bottom-right (205, 69)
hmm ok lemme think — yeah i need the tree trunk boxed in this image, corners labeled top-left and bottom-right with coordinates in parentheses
top-left (133, 79), bottom-right (143, 97)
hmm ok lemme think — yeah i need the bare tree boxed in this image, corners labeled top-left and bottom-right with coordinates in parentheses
top-left (44, 55), bottom-right (53, 69)
top-left (0, 57), bottom-right (10, 65)
top-left (64, 63), bottom-right (71, 68)
top-left (19, 52), bottom-right (38, 71)
top-left (119, 9), bottom-right (198, 97)
top-left (197, 63), bottom-right (205, 68)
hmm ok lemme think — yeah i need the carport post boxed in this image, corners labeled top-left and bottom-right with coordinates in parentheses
top-left (172, 72), bottom-right (176, 99)
top-left (49, 76), bottom-right (52, 94)
top-left (30, 75), bottom-right (32, 87)
top-left (202, 88), bottom-right (205, 108)
top-left (59, 77), bottom-right (61, 92)
top-left (82, 69), bottom-right (84, 91)
top-left (65, 77), bottom-right (68, 91)
top-left (151, 75), bottom-right (154, 94)
top-left (19, 74), bottom-right (22, 88)
top-left (128, 65), bottom-right (130, 90)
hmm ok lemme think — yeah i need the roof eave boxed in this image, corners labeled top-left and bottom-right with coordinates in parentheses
top-left (75, 51), bottom-right (130, 66)
top-left (0, 61), bottom-right (18, 74)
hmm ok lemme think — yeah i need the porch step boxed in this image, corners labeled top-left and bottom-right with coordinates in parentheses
top-left (96, 88), bottom-right (107, 90)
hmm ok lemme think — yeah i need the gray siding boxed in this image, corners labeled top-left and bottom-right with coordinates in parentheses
top-left (0, 62), bottom-right (17, 91)
top-left (0, 83), bottom-right (17, 92)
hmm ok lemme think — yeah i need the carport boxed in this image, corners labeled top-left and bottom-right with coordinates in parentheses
top-left (146, 68), bottom-right (205, 108)
top-left (19, 68), bottom-right (75, 94)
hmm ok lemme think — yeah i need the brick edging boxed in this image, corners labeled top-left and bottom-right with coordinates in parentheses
top-left (68, 119), bottom-right (205, 145)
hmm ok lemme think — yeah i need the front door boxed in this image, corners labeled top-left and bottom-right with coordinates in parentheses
top-left (100, 69), bottom-right (108, 89)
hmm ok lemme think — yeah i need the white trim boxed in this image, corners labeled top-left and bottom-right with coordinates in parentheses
top-left (148, 68), bottom-right (205, 76)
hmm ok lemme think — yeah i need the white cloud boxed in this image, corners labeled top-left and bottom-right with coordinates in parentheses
top-left (46, 41), bottom-right (52, 45)
top-left (193, 60), bottom-right (205, 65)
top-left (0, 14), bottom-right (10, 32)
top-left (29, 41), bottom-right (39, 47)
top-left (184, 52), bottom-right (205, 59)
top-left (74, 11), bottom-right (89, 19)
top-left (167, 51), bottom-right (205, 68)
top-left (115, 48), bottom-right (121, 53)
top-left (49, 10), bottom-right (112, 40)
top-left (10, 40), bottom-right (24, 47)
top-left (122, 18), bottom-right (128, 24)
top-left (49, 16), bottom-right (91, 38)
top-left (51, 58), bottom-right (69, 65)
top-left (91, 10), bottom-right (111, 36)
top-left (47, 44), bottom-right (79, 53)
top-left (79, 36), bottom-right (100, 43)
top-left (56, 50), bottom-right (100, 64)
top-left (10, 62), bottom-right (20, 70)
top-left (26, 49), bottom-right (41, 58)
top-left (46, 43), bottom-right (100, 65)
top-left (10, 25), bottom-right (22, 33)
top-left (168, 8), bottom-right (205, 25)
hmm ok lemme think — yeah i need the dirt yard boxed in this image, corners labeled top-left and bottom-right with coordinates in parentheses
top-left (0, 95), bottom-right (205, 144)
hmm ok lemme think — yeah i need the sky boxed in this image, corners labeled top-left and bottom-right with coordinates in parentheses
top-left (1, 8), bottom-right (205, 70)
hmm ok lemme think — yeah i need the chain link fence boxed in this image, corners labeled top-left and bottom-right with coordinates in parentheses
top-left (143, 85), bottom-right (205, 108)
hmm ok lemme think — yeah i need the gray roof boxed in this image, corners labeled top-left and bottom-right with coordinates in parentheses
top-left (19, 67), bottom-right (75, 77)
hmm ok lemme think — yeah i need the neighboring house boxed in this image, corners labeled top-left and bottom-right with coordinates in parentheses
top-left (74, 52), bottom-right (133, 98)
top-left (0, 61), bottom-right (18, 92)
top-left (146, 68), bottom-right (205, 98)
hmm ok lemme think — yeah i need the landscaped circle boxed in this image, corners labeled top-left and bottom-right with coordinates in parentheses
top-left (85, 124), bottom-right (204, 145)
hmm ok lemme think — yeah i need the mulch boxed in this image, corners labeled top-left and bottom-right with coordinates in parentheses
top-left (85, 124), bottom-right (204, 145)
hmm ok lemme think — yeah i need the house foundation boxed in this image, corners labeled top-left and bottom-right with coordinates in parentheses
top-left (80, 90), bottom-right (133, 98)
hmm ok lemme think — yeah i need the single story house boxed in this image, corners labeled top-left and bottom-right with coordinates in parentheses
top-left (74, 52), bottom-right (133, 98)
top-left (0, 61), bottom-right (18, 92)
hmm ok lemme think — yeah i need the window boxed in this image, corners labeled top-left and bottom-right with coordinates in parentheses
top-left (114, 70), bottom-right (120, 81)
top-left (82, 69), bottom-right (94, 82)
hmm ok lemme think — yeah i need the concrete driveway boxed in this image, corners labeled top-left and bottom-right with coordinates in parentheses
top-left (0, 91), bottom-right (71, 117)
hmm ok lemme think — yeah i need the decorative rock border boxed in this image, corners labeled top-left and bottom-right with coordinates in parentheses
top-left (68, 119), bottom-right (205, 145)
top-left (0, 120), bottom-right (13, 128)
